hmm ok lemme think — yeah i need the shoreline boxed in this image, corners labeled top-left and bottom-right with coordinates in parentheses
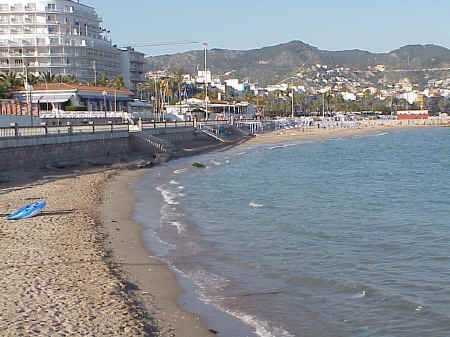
top-left (237, 118), bottom-right (446, 149)
top-left (100, 169), bottom-right (217, 337)
top-left (0, 120), bottom-right (446, 337)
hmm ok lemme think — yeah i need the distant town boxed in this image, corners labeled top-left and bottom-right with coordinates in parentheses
top-left (0, 0), bottom-right (449, 126)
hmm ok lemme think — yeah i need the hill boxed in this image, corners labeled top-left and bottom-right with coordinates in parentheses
top-left (144, 41), bottom-right (450, 85)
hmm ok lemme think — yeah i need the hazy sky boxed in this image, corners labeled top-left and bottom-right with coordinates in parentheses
top-left (86, 0), bottom-right (450, 56)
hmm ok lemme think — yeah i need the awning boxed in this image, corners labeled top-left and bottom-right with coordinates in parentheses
top-left (79, 94), bottom-right (131, 102)
top-left (20, 94), bottom-right (74, 104)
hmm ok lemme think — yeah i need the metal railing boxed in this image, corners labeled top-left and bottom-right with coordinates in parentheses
top-left (142, 120), bottom-right (195, 130)
top-left (0, 123), bottom-right (130, 139)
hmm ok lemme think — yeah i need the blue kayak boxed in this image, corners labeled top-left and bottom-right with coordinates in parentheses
top-left (7, 201), bottom-right (47, 220)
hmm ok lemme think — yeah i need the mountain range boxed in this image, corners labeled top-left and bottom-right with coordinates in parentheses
top-left (144, 41), bottom-right (450, 85)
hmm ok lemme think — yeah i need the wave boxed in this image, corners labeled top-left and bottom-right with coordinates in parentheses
top-left (249, 202), bottom-right (264, 208)
top-left (351, 290), bottom-right (367, 299)
top-left (169, 221), bottom-right (185, 234)
top-left (156, 185), bottom-right (179, 205)
top-left (211, 160), bottom-right (222, 166)
top-left (174, 168), bottom-right (187, 174)
top-left (177, 267), bottom-right (294, 337)
top-left (169, 180), bottom-right (179, 185)
top-left (226, 310), bottom-right (294, 337)
top-left (269, 144), bottom-right (297, 150)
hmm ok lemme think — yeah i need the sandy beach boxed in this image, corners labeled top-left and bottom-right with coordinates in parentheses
top-left (0, 166), bottom-right (215, 337)
top-left (0, 118), bottom-right (446, 337)
top-left (237, 118), bottom-right (446, 148)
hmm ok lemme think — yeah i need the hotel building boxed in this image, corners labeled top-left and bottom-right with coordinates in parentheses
top-left (0, 0), bottom-right (121, 82)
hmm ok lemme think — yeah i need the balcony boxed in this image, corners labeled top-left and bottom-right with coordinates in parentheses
top-left (25, 5), bottom-right (37, 12)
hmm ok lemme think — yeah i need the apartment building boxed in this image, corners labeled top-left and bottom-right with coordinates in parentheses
top-left (0, 0), bottom-right (120, 82)
top-left (119, 46), bottom-right (145, 94)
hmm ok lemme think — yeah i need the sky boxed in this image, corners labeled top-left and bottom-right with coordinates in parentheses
top-left (86, 0), bottom-right (450, 56)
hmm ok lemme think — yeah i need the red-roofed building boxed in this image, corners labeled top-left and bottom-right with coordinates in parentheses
top-left (12, 83), bottom-right (133, 115)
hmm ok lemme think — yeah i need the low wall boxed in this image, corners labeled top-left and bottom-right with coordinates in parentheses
top-left (153, 129), bottom-right (212, 145)
top-left (0, 131), bottom-right (129, 149)
top-left (0, 137), bottom-right (129, 171)
top-left (0, 115), bottom-right (41, 127)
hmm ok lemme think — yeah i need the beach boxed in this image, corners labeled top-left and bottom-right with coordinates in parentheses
top-left (0, 166), bottom-right (216, 337)
top-left (0, 118), bottom-right (447, 337)
top-left (238, 118), bottom-right (446, 148)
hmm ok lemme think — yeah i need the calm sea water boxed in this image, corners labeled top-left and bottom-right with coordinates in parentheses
top-left (134, 127), bottom-right (450, 337)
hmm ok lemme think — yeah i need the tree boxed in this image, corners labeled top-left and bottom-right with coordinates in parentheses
top-left (0, 71), bottom-right (23, 89)
top-left (174, 69), bottom-right (185, 102)
top-left (110, 75), bottom-right (125, 90)
top-left (95, 73), bottom-right (109, 86)
top-left (39, 71), bottom-right (57, 83)
top-left (61, 74), bottom-right (76, 84)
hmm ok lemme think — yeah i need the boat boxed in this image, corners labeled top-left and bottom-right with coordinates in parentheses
top-left (7, 201), bottom-right (47, 220)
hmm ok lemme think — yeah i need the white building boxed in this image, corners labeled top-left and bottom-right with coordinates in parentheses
top-left (196, 70), bottom-right (211, 84)
top-left (225, 79), bottom-right (244, 92)
top-left (119, 46), bottom-right (145, 93)
top-left (0, 0), bottom-right (120, 82)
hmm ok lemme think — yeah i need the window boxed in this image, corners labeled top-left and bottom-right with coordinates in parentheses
top-left (47, 3), bottom-right (56, 10)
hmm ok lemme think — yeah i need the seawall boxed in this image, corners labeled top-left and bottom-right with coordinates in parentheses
top-left (0, 127), bottom-right (222, 171)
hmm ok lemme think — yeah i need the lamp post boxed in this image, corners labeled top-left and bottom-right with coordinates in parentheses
top-left (23, 65), bottom-right (34, 126)
top-left (203, 42), bottom-right (208, 120)
top-left (102, 90), bottom-right (107, 122)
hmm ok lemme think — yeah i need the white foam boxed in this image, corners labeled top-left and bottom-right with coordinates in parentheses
top-left (211, 160), bottom-right (221, 166)
top-left (169, 180), bottom-right (179, 185)
top-left (156, 185), bottom-right (179, 205)
top-left (249, 202), bottom-right (264, 208)
top-left (171, 266), bottom-right (294, 337)
top-left (178, 186), bottom-right (185, 190)
top-left (351, 290), bottom-right (367, 299)
top-left (226, 310), bottom-right (294, 337)
top-left (174, 168), bottom-right (187, 174)
top-left (169, 221), bottom-right (185, 234)
top-left (225, 160), bottom-right (230, 164)
top-left (269, 144), bottom-right (297, 150)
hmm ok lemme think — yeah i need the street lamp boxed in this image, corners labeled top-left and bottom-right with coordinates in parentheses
top-left (102, 90), bottom-right (107, 122)
top-left (203, 42), bottom-right (208, 120)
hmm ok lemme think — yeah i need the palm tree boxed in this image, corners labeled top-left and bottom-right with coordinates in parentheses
top-left (174, 69), bottom-right (185, 102)
top-left (61, 74), bottom-right (76, 84)
top-left (0, 71), bottom-right (23, 89)
top-left (110, 75), bottom-right (125, 90)
top-left (95, 73), bottom-right (108, 86)
top-left (39, 71), bottom-right (57, 84)
top-left (19, 72), bottom-right (40, 86)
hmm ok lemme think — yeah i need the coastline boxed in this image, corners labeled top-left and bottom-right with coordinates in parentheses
top-left (0, 119), bottom-right (446, 337)
top-left (100, 169), bottom-right (216, 337)
top-left (236, 118), bottom-right (445, 148)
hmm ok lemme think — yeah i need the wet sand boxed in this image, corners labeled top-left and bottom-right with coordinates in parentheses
top-left (100, 170), bottom-right (216, 337)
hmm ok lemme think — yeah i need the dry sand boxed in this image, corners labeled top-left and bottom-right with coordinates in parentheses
top-left (0, 170), bottom-right (156, 336)
top-left (238, 118), bottom-right (446, 149)
top-left (0, 166), bottom-right (216, 337)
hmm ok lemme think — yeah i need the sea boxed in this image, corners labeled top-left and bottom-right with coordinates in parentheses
top-left (132, 127), bottom-right (450, 337)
